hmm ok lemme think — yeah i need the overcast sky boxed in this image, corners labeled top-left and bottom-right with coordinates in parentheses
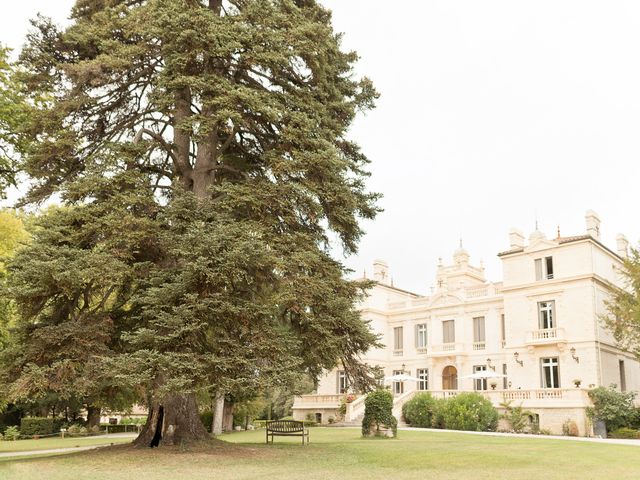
top-left (3, 1), bottom-right (640, 294)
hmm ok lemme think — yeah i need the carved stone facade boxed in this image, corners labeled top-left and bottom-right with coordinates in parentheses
top-left (293, 210), bottom-right (638, 436)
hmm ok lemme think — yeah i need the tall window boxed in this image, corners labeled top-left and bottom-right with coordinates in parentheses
top-left (502, 363), bottom-right (508, 389)
top-left (337, 370), bottom-right (347, 394)
top-left (473, 365), bottom-right (487, 391)
top-left (619, 360), bottom-right (627, 392)
top-left (535, 256), bottom-right (554, 281)
top-left (394, 327), bottom-right (403, 353)
top-left (442, 320), bottom-right (455, 344)
top-left (473, 317), bottom-right (486, 349)
top-left (393, 369), bottom-right (404, 395)
top-left (417, 368), bottom-right (429, 390)
top-left (538, 301), bottom-right (555, 329)
top-left (415, 323), bottom-right (428, 350)
top-left (540, 357), bottom-right (560, 388)
top-left (500, 313), bottom-right (506, 347)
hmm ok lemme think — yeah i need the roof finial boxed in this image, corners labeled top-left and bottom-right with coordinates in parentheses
top-left (459, 238), bottom-right (463, 249)
top-left (535, 209), bottom-right (539, 231)
top-left (557, 225), bottom-right (561, 239)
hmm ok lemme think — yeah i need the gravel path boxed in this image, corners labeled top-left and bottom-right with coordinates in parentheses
top-left (0, 433), bottom-right (137, 460)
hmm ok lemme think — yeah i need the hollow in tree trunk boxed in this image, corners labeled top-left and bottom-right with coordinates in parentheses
top-left (134, 393), bottom-right (209, 447)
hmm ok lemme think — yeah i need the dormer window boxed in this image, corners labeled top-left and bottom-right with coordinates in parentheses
top-left (535, 256), bottom-right (554, 281)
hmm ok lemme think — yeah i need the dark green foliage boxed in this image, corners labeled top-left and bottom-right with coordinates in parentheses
top-left (605, 249), bottom-right (640, 357)
top-left (0, 404), bottom-right (22, 432)
top-left (119, 417), bottom-right (146, 426)
top-left (587, 386), bottom-right (638, 432)
top-left (402, 393), bottom-right (437, 428)
top-left (20, 417), bottom-right (63, 436)
top-left (609, 427), bottom-right (640, 439)
top-left (2, 200), bottom-right (152, 414)
top-left (0, 46), bottom-right (31, 197)
top-left (233, 398), bottom-right (267, 428)
top-left (439, 393), bottom-right (499, 432)
top-left (361, 389), bottom-right (397, 437)
top-left (4, 0), bottom-right (381, 445)
top-left (200, 410), bottom-right (213, 432)
top-left (99, 424), bottom-right (137, 433)
top-left (431, 398), bottom-right (448, 429)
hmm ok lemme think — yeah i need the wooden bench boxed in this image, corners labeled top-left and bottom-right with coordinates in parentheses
top-left (265, 420), bottom-right (309, 445)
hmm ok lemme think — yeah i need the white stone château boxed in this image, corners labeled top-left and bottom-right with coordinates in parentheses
top-left (292, 210), bottom-right (638, 435)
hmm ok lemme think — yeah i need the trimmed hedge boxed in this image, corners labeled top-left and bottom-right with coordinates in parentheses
top-left (20, 417), bottom-right (63, 436)
top-left (100, 423), bottom-right (139, 433)
top-left (402, 393), bottom-right (499, 432)
top-left (609, 427), bottom-right (640, 439)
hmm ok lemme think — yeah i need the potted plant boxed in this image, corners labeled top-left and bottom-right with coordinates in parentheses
top-left (573, 379), bottom-right (582, 388)
top-left (490, 381), bottom-right (498, 390)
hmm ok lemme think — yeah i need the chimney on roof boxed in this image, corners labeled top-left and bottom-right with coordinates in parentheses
top-left (585, 210), bottom-right (601, 240)
top-left (616, 234), bottom-right (629, 259)
top-left (509, 229), bottom-right (525, 249)
top-left (373, 259), bottom-right (390, 285)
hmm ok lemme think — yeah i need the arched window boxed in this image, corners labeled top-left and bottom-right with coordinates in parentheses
top-left (442, 365), bottom-right (458, 390)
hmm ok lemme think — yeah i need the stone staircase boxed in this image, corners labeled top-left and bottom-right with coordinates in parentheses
top-left (331, 390), bottom-right (416, 428)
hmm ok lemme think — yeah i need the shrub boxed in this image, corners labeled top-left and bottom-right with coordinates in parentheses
top-left (200, 410), bottom-right (213, 432)
top-left (562, 419), bottom-right (579, 437)
top-left (99, 423), bottom-right (132, 433)
top-left (362, 389), bottom-right (397, 437)
top-left (402, 393), bottom-right (437, 428)
top-left (233, 398), bottom-right (267, 428)
top-left (3, 426), bottom-right (20, 441)
top-left (67, 424), bottom-right (89, 437)
top-left (338, 398), bottom-right (347, 418)
top-left (120, 417), bottom-right (146, 425)
top-left (253, 420), bottom-right (267, 429)
top-left (587, 386), bottom-right (636, 432)
top-left (609, 427), bottom-right (640, 439)
top-left (500, 400), bottom-right (533, 433)
top-left (440, 393), bottom-right (499, 432)
top-left (20, 417), bottom-right (63, 436)
top-left (431, 398), bottom-right (448, 429)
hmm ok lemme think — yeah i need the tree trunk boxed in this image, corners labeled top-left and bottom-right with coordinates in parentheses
top-left (134, 393), bottom-right (209, 447)
top-left (211, 392), bottom-right (224, 436)
top-left (86, 406), bottom-right (101, 428)
top-left (223, 401), bottom-right (234, 432)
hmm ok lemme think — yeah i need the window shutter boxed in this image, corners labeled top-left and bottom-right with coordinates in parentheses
top-left (414, 324), bottom-right (419, 348)
top-left (535, 259), bottom-right (543, 281)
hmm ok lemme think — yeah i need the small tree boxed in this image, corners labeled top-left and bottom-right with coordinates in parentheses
top-left (500, 400), bottom-right (533, 433)
top-left (402, 392), bottom-right (437, 428)
top-left (361, 389), bottom-right (397, 437)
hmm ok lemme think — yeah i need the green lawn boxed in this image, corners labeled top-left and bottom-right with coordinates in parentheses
top-left (0, 435), bottom-right (134, 454)
top-left (1, 428), bottom-right (639, 480)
